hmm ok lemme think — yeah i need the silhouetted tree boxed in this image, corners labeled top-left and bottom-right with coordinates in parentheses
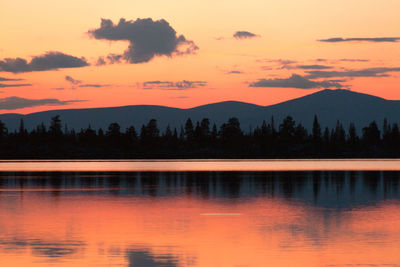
top-left (279, 116), bottom-right (295, 140)
top-left (184, 119), bottom-right (194, 141)
top-left (0, 114), bottom-right (399, 158)
top-left (0, 120), bottom-right (7, 140)
top-left (312, 115), bottom-right (322, 142)
top-left (107, 122), bottom-right (121, 137)
top-left (49, 115), bottom-right (62, 137)
top-left (362, 121), bottom-right (380, 145)
top-left (220, 117), bottom-right (242, 141)
top-left (18, 119), bottom-right (28, 137)
top-left (348, 123), bottom-right (358, 145)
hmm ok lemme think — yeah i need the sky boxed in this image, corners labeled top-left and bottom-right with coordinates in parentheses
top-left (1, 0), bottom-right (400, 114)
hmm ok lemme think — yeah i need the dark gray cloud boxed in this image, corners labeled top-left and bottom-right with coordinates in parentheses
top-left (318, 37), bottom-right (400, 43)
top-left (315, 58), bottom-right (370, 63)
top-left (95, 57), bottom-right (107, 66)
top-left (0, 52), bottom-right (89, 73)
top-left (0, 76), bottom-right (23, 81)
top-left (89, 18), bottom-right (198, 64)
top-left (78, 84), bottom-right (109, 88)
top-left (297, 64), bottom-right (333, 70)
top-left (339, 59), bottom-right (370, 62)
top-left (96, 54), bottom-right (123, 65)
top-left (65, 75), bottom-right (109, 88)
top-left (143, 80), bottom-right (207, 90)
top-left (0, 83), bottom-right (32, 88)
top-left (227, 70), bottom-right (244, 74)
top-left (233, 31), bottom-right (259, 39)
top-left (249, 74), bottom-right (343, 89)
top-left (257, 59), bottom-right (297, 64)
top-left (305, 67), bottom-right (400, 79)
top-left (65, 75), bottom-right (81, 85)
top-left (280, 64), bottom-right (333, 70)
top-left (0, 96), bottom-right (86, 110)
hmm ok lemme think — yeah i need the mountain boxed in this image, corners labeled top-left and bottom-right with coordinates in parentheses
top-left (1, 89), bottom-right (399, 133)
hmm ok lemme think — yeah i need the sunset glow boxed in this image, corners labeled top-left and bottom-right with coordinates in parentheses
top-left (1, 0), bottom-right (400, 113)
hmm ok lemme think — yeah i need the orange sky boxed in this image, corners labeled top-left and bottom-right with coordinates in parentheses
top-left (1, 0), bottom-right (400, 114)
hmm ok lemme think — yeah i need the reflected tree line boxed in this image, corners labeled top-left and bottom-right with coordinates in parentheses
top-left (0, 171), bottom-right (399, 208)
top-left (0, 115), bottom-right (400, 158)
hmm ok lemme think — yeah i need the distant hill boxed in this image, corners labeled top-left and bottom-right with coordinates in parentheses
top-left (1, 89), bottom-right (399, 133)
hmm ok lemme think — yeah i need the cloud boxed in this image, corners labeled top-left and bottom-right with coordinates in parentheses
top-left (0, 83), bottom-right (32, 88)
top-left (256, 59), bottom-right (297, 64)
top-left (296, 64), bottom-right (333, 70)
top-left (227, 70), bottom-right (244, 74)
top-left (0, 76), bottom-right (24, 81)
top-left (78, 84), bottom-right (109, 88)
top-left (96, 54), bottom-right (124, 65)
top-left (316, 58), bottom-right (370, 63)
top-left (88, 18), bottom-right (198, 64)
top-left (233, 31), bottom-right (259, 39)
top-left (142, 80), bottom-right (207, 90)
top-left (249, 74), bottom-right (343, 89)
top-left (65, 75), bottom-right (81, 85)
top-left (305, 67), bottom-right (400, 79)
top-left (0, 52), bottom-right (89, 73)
top-left (318, 37), bottom-right (400, 43)
top-left (0, 96), bottom-right (86, 110)
top-left (280, 64), bottom-right (333, 70)
top-left (339, 59), bottom-right (370, 62)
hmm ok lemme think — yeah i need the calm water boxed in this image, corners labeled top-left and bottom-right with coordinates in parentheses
top-left (0, 161), bottom-right (400, 266)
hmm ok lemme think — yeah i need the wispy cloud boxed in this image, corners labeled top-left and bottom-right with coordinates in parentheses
top-left (233, 31), bottom-right (260, 39)
top-left (296, 65), bottom-right (333, 70)
top-left (305, 67), bottom-right (400, 79)
top-left (65, 75), bottom-right (81, 85)
top-left (318, 37), bottom-right (400, 43)
top-left (0, 76), bottom-right (24, 81)
top-left (0, 96), bottom-right (86, 110)
top-left (281, 64), bottom-right (333, 70)
top-left (249, 74), bottom-right (343, 89)
top-left (0, 83), bottom-right (32, 88)
top-left (0, 52), bottom-right (89, 73)
top-left (257, 59), bottom-right (297, 64)
top-left (142, 80), bottom-right (207, 90)
top-left (78, 84), bottom-right (109, 88)
top-left (65, 75), bottom-right (109, 88)
top-left (227, 70), bottom-right (244, 74)
top-left (338, 59), bottom-right (370, 62)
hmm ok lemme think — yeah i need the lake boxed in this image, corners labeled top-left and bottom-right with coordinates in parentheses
top-left (0, 160), bottom-right (400, 266)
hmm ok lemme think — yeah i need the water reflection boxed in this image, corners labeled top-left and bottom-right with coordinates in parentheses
top-left (0, 171), bottom-right (399, 266)
top-left (127, 248), bottom-right (181, 267)
top-left (1, 171), bottom-right (399, 209)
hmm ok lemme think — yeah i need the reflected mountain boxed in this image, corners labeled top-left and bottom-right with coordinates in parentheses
top-left (127, 248), bottom-right (181, 267)
top-left (0, 171), bottom-right (399, 209)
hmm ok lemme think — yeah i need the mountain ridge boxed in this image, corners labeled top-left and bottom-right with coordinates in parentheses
top-left (0, 89), bottom-right (398, 132)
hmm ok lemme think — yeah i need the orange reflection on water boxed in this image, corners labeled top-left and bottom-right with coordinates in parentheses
top-left (2, 159), bottom-right (400, 172)
top-left (1, 191), bottom-right (400, 266)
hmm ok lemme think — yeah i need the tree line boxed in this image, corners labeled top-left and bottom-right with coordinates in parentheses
top-left (0, 115), bottom-right (399, 158)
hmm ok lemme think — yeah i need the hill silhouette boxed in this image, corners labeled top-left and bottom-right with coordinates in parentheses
top-left (0, 89), bottom-right (398, 132)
